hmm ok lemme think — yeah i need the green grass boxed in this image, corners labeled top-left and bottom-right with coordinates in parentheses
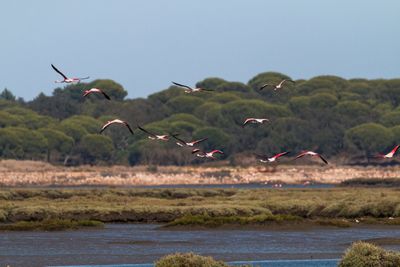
top-left (0, 219), bottom-right (104, 231)
top-left (0, 188), bottom-right (399, 227)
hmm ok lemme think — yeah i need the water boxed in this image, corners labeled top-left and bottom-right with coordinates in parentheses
top-left (1, 224), bottom-right (399, 267)
top-left (56, 259), bottom-right (339, 267)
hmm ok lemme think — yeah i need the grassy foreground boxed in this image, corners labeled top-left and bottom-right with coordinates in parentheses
top-left (0, 188), bottom-right (400, 228)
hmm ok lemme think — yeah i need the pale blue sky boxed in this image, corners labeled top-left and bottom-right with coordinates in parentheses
top-left (0, 0), bottom-right (399, 100)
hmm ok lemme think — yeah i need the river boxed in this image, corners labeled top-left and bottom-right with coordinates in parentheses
top-left (1, 224), bottom-right (400, 267)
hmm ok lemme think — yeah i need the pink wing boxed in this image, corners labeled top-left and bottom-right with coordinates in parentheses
top-left (294, 151), bottom-right (308, 160)
top-left (388, 145), bottom-right (400, 157)
top-left (192, 137), bottom-right (208, 145)
top-left (273, 151), bottom-right (289, 159)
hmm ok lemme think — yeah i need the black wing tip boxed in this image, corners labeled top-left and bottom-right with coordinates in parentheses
top-left (103, 93), bottom-right (111, 100)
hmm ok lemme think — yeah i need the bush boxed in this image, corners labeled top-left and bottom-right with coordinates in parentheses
top-left (339, 241), bottom-right (400, 267)
top-left (155, 252), bottom-right (228, 267)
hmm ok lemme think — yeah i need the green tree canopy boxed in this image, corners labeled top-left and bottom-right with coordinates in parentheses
top-left (80, 134), bottom-right (114, 164)
top-left (345, 123), bottom-right (393, 157)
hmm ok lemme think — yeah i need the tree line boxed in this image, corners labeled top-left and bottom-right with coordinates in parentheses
top-left (1, 72), bottom-right (399, 166)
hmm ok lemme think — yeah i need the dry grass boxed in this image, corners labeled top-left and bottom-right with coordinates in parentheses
top-left (339, 241), bottom-right (400, 267)
top-left (1, 160), bottom-right (400, 186)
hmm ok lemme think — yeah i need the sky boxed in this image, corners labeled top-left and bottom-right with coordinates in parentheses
top-left (0, 0), bottom-right (399, 100)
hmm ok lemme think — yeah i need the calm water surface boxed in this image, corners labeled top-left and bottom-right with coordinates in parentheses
top-left (1, 224), bottom-right (399, 267)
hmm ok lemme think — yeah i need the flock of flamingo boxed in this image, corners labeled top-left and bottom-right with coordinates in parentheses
top-left (51, 64), bottom-right (400, 164)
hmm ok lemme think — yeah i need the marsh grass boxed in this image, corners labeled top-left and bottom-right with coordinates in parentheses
top-left (341, 178), bottom-right (400, 187)
top-left (0, 188), bottom-right (399, 227)
top-left (339, 241), bottom-right (400, 267)
top-left (166, 214), bottom-right (302, 227)
top-left (154, 252), bottom-right (250, 267)
top-left (155, 253), bottom-right (228, 267)
top-left (0, 219), bottom-right (104, 231)
top-left (314, 219), bottom-right (351, 228)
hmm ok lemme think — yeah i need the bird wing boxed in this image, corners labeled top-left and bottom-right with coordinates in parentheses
top-left (274, 151), bottom-right (289, 159)
top-left (137, 125), bottom-right (157, 137)
top-left (100, 90), bottom-right (111, 100)
top-left (100, 121), bottom-right (113, 133)
top-left (210, 150), bottom-right (224, 155)
top-left (278, 80), bottom-right (286, 86)
top-left (171, 134), bottom-right (186, 145)
top-left (192, 137), bottom-right (208, 145)
top-left (83, 90), bottom-right (91, 97)
top-left (242, 118), bottom-right (254, 127)
top-left (294, 151), bottom-right (308, 160)
top-left (51, 64), bottom-right (68, 79)
top-left (172, 82), bottom-right (193, 90)
top-left (280, 79), bottom-right (295, 87)
top-left (124, 122), bottom-right (134, 134)
top-left (259, 84), bottom-right (270, 90)
top-left (192, 148), bottom-right (201, 154)
top-left (317, 154), bottom-right (328, 164)
top-left (388, 145), bottom-right (400, 156)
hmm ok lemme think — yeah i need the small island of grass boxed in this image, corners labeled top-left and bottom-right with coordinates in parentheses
top-left (0, 219), bottom-right (104, 231)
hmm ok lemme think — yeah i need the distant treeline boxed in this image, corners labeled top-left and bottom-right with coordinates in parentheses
top-left (0, 72), bottom-right (400, 166)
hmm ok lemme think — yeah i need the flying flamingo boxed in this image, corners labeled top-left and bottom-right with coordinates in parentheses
top-left (192, 149), bottom-right (224, 159)
top-left (138, 125), bottom-right (169, 141)
top-left (376, 145), bottom-right (400, 159)
top-left (83, 88), bottom-right (111, 100)
top-left (255, 151), bottom-right (289, 163)
top-left (259, 79), bottom-right (295, 91)
top-left (294, 151), bottom-right (328, 164)
top-left (171, 135), bottom-right (208, 147)
top-left (51, 64), bottom-right (90, 83)
top-left (242, 118), bottom-right (269, 127)
top-left (172, 82), bottom-right (213, 93)
top-left (100, 119), bottom-right (134, 134)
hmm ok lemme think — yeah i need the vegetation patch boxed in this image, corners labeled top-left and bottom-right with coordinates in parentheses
top-left (155, 252), bottom-right (229, 267)
top-left (341, 178), bottom-right (400, 187)
top-left (0, 219), bottom-right (104, 231)
top-left (339, 241), bottom-right (400, 267)
top-left (165, 214), bottom-right (302, 227)
top-left (0, 188), bottom-right (399, 226)
top-left (314, 219), bottom-right (351, 228)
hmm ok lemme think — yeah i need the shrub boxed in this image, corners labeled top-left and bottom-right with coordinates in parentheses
top-left (339, 241), bottom-right (400, 267)
top-left (155, 252), bottom-right (228, 267)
